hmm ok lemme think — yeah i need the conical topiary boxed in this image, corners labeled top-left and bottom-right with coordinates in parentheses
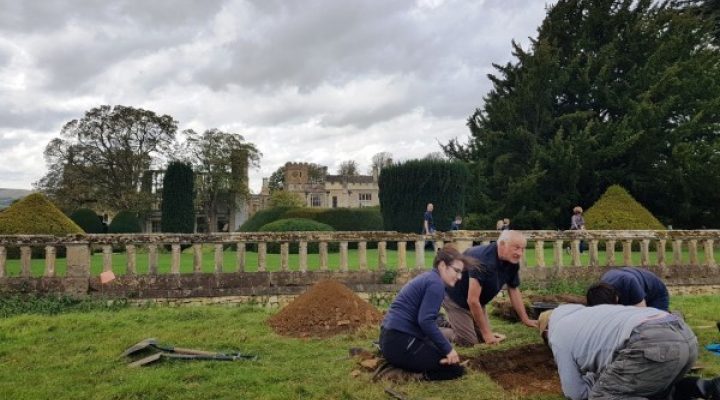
top-left (0, 193), bottom-right (84, 234)
top-left (584, 185), bottom-right (665, 230)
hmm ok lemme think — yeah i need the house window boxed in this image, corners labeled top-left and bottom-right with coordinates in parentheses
top-left (310, 194), bottom-right (322, 207)
top-left (332, 196), bottom-right (338, 208)
top-left (359, 193), bottom-right (372, 201)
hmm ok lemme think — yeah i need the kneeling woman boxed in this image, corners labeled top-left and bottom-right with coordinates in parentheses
top-left (379, 245), bottom-right (472, 381)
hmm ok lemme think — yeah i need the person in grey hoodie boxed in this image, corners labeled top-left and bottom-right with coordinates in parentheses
top-left (538, 304), bottom-right (720, 400)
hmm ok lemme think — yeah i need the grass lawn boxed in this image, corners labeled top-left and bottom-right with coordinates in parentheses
top-left (4, 246), bottom-right (720, 277)
top-left (0, 295), bottom-right (718, 399)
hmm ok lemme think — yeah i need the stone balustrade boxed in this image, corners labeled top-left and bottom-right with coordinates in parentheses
top-left (0, 230), bottom-right (717, 299)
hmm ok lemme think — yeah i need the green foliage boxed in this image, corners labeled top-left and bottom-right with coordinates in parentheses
top-left (161, 161), bottom-right (195, 233)
top-left (238, 207), bottom-right (294, 232)
top-left (0, 193), bottom-right (83, 235)
top-left (444, 0), bottom-right (720, 228)
top-left (108, 211), bottom-right (141, 233)
top-left (378, 159), bottom-right (470, 233)
top-left (284, 207), bottom-right (383, 231)
top-left (584, 185), bottom-right (666, 230)
top-left (258, 218), bottom-right (335, 253)
top-left (69, 208), bottom-right (105, 234)
top-left (35, 105), bottom-right (177, 212)
top-left (269, 191), bottom-right (305, 208)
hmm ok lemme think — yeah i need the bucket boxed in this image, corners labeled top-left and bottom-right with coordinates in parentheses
top-left (531, 302), bottom-right (559, 319)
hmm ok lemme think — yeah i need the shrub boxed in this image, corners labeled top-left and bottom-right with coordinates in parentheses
top-left (258, 218), bottom-right (335, 253)
top-left (69, 208), bottom-right (105, 233)
top-left (0, 193), bottom-right (83, 259)
top-left (161, 161), bottom-right (195, 233)
top-left (238, 207), bottom-right (293, 232)
top-left (379, 159), bottom-right (470, 233)
top-left (284, 207), bottom-right (383, 231)
top-left (584, 185), bottom-right (665, 230)
top-left (109, 211), bottom-right (142, 233)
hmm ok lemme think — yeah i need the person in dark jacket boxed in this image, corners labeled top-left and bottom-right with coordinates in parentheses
top-left (587, 266), bottom-right (670, 311)
top-left (378, 245), bottom-right (474, 381)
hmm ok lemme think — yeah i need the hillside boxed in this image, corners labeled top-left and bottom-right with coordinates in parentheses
top-left (0, 188), bottom-right (33, 209)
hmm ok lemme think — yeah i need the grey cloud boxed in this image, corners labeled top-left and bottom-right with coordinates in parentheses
top-left (0, 107), bottom-right (72, 131)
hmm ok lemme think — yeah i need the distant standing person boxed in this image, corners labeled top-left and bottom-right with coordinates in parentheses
top-left (570, 206), bottom-right (586, 252)
top-left (495, 220), bottom-right (504, 230)
top-left (450, 215), bottom-right (462, 231)
top-left (586, 266), bottom-right (670, 311)
top-left (378, 246), bottom-right (471, 381)
top-left (501, 218), bottom-right (510, 230)
top-left (443, 230), bottom-right (537, 346)
top-left (423, 203), bottom-right (435, 235)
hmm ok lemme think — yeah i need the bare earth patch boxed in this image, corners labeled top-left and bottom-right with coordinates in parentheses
top-left (468, 343), bottom-right (561, 396)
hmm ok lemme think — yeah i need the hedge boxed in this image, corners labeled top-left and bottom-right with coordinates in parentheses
top-left (69, 208), bottom-right (105, 234)
top-left (258, 218), bottom-right (335, 253)
top-left (109, 211), bottom-right (142, 233)
top-left (0, 193), bottom-right (83, 259)
top-left (161, 161), bottom-right (195, 233)
top-left (379, 159), bottom-right (470, 233)
top-left (584, 185), bottom-right (665, 230)
top-left (240, 207), bottom-right (383, 232)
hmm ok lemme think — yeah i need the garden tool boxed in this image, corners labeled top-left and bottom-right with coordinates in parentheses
top-left (122, 338), bottom-right (225, 357)
top-left (128, 352), bottom-right (257, 368)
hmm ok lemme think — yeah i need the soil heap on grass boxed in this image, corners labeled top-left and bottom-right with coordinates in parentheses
top-left (268, 279), bottom-right (383, 338)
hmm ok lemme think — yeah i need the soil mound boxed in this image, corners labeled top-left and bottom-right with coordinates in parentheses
top-left (493, 294), bottom-right (586, 321)
top-left (268, 279), bottom-right (383, 338)
top-left (469, 344), bottom-right (561, 395)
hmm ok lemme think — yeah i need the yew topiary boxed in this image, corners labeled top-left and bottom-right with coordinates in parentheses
top-left (584, 185), bottom-right (665, 230)
top-left (0, 193), bottom-right (83, 235)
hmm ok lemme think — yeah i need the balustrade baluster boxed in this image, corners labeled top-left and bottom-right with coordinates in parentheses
top-left (103, 245), bottom-right (113, 272)
top-left (299, 241), bottom-right (308, 272)
top-left (672, 240), bottom-right (683, 267)
top-left (657, 240), bottom-right (666, 268)
top-left (378, 241), bottom-right (387, 271)
top-left (236, 242), bottom-right (246, 273)
top-left (481, 240), bottom-right (490, 246)
top-left (339, 242), bottom-right (348, 272)
top-left (606, 240), bottom-right (616, 267)
top-left (397, 242), bottom-right (407, 272)
top-left (280, 243), bottom-right (289, 272)
top-left (571, 240), bottom-right (581, 267)
top-left (703, 239), bottom-right (716, 268)
top-left (319, 242), bottom-right (328, 271)
top-left (171, 244), bottom-right (181, 274)
top-left (534, 240), bottom-right (545, 268)
top-left (640, 240), bottom-right (650, 267)
top-left (622, 240), bottom-right (632, 266)
top-left (553, 240), bottom-right (563, 268)
top-left (589, 240), bottom-right (599, 267)
top-left (215, 244), bottom-right (224, 273)
top-left (126, 244), bottom-right (137, 275)
top-left (148, 244), bottom-right (158, 275)
top-left (45, 246), bottom-right (56, 277)
top-left (688, 239), bottom-right (698, 267)
top-left (192, 244), bottom-right (202, 274)
top-left (358, 241), bottom-right (367, 271)
top-left (257, 242), bottom-right (267, 272)
top-left (0, 246), bottom-right (5, 278)
top-left (415, 240), bottom-right (425, 269)
top-left (20, 246), bottom-right (31, 278)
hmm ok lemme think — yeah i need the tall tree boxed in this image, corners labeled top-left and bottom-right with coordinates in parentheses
top-left (338, 160), bottom-right (359, 176)
top-left (179, 129), bottom-right (260, 231)
top-left (444, 0), bottom-right (720, 228)
top-left (161, 161), bottom-right (195, 233)
top-left (370, 152), bottom-right (393, 174)
top-left (35, 105), bottom-right (177, 212)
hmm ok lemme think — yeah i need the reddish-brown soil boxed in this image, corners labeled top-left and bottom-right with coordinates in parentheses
top-left (492, 294), bottom-right (586, 321)
top-left (268, 279), bottom-right (383, 338)
top-left (469, 344), bottom-right (561, 395)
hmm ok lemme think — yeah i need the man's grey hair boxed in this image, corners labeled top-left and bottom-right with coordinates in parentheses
top-left (498, 230), bottom-right (526, 244)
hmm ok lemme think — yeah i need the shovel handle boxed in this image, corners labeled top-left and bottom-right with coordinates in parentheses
top-left (171, 347), bottom-right (218, 356)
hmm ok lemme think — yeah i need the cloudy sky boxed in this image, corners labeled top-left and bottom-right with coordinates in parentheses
top-left (0, 0), bottom-right (554, 193)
